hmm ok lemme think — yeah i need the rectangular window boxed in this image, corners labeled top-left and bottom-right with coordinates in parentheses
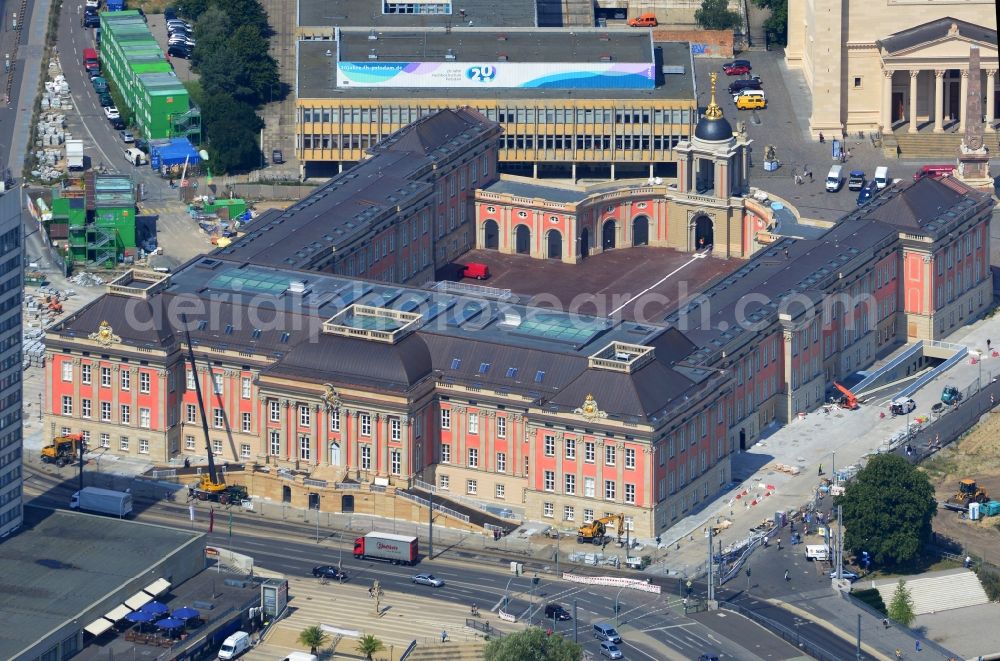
top-left (584, 508), bottom-right (594, 523)
top-left (61, 362), bottom-right (73, 382)
top-left (299, 435), bottom-right (311, 460)
top-left (241, 444), bottom-right (251, 459)
top-left (61, 395), bottom-right (73, 415)
top-left (120, 369), bottom-right (130, 391)
top-left (360, 413), bottom-right (372, 436)
top-left (100, 433), bottom-right (110, 448)
top-left (101, 366), bottom-right (111, 387)
top-left (565, 439), bottom-right (576, 459)
top-left (140, 407), bottom-right (151, 429)
top-left (139, 371), bottom-right (150, 394)
top-left (391, 449), bottom-right (401, 475)
top-left (495, 484), bottom-right (505, 499)
top-left (441, 408), bottom-right (451, 429)
top-left (625, 447), bottom-right (636, 469)
top-left (81, 363), bottom-right (91, 384)
top-left (299, 405), bottom-right (311, 427)
top-left (101, 401), bottom-right (111, 422)
top-left (468, 413), bottom-right (479, 434)
top-left (390, 417), bottom-right (401, 441)
top-left (585, 477), bottom-right (595, 498)
top-left (544, 435), bottom-right (555, 456)
top-left (496, 416), bottom-right (506, 438)
top-left (186, 435), bottom-right (196, 450)
top-left (269, 430), bottom-right (281, 456)
top-left (139, 438), bottom-right (150, 454)
top-left (81, 399), bottom-right (91, 418)
top-left (213, 408), bottom-right (224, 428)
top-left (543, 502), bottom-right (554, 518)
top-left (186, 404), bottom-right (197, 423)
top-left (441, 444), bottom-right (451, 463)
top-left (605, 445), bottom-right (616, 466)
top-left (496, 452), bottom-right (506, 473)
top-left (564, 505), bottom-right (575, 521)
top-left (120, 436), bottom-right (129, 451)
top-left (186, 370), bottom-right (195, 390)
top-left (543, 470), bottom-right (555, 491)
top-left (361, 445), bottom-right (372, 470)
top-left (468, 447), bottom-right (479, 468)
top-left (467, 479), bottom-right (477, 495)
top-left (625, 483), bottom-right (636, 504)
top-left (269, 401), bottom-right (280, 422)
top-left (439, 474), bottom-right (450, 490)
top-left (120, 405), bottom-right (131, 424)
top-left (212, 439), bottom-right (222, 455)
top-left (242, 412), bottom-right (251, 432)
top-left (605, 480), bottom-right (616, 500)
top-left (565, 473), bottom-right (576, 494)
top-left (212, 373), bottom-right (223, 394)
top-left (585, 442), bottom-right (595, 463)
top-left (330, 408), bottom-right (340, 431)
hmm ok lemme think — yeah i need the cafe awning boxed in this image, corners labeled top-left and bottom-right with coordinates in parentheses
top-left (124, 591), bottom-right (152, 611)
top-left (143, 577), bottom-right (171, 597)
top-left (105, 604), bottom-right (132, 622)
top-left (84, 617), bottom-right (114, 636)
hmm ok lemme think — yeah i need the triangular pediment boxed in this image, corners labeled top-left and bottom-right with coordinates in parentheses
top-left (888, 38), bottom-right (998, 62)
top-left (879, 17), bottom-right (997, 57)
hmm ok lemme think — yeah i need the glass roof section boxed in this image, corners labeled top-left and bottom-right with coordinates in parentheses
top-left (515, 313), bottom-right (606, 344)
top-left (208, 268), bottom-right (291, 295)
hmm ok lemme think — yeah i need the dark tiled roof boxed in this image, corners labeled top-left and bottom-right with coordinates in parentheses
top-left (858, 176), bottom-right (993, 237)
top-left (879, 17), bottom-right (997, 54)
top-left (550, 359), bottom-right (695, 422)
top-left (54, 293), bottom-right (176, 349)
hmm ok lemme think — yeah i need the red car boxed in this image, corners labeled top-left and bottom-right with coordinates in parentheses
top-left (723, 60), bottom-right (752, 75)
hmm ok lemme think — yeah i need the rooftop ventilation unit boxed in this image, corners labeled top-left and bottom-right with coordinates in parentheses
top-left (501, 311), bottom-right (522, 327)
top-left (445, 49), bottom-right (457, 61)
top-left (288, 280), bottom-right (307, 294)
top-left (325, 49), bottom-right (332, 57)
top-left (368, 49), bottom-right (377, 60)
top-left (368, 29), bottom-right (377, 40)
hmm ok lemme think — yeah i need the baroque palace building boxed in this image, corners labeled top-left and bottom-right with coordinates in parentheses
top-left (43, 108), bottom-right (995, 538)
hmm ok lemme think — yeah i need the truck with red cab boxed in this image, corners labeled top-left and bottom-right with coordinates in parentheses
top-left (461, 262), bottom-right (490, 280)
top-left (82, 48), bottom-right (99, 74)
top-left (353, 532), bottom-right (418, 565)
top-left (913, 164), bottom-right (955, 181)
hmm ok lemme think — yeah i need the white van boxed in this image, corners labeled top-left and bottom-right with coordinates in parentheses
top-left (217, 631), bottom-right (251, 659)
top-left (283, 654), bottom-right (318, 661)
top-left (124, 147), bottom-right (147, 166)
top-left (825, 165), bottom-right (843, 192)
top-left (874, 166), bottom-right (889, 189)
top-left (805, 544), bottom-right (830, 561)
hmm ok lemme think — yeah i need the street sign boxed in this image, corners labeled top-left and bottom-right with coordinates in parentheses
top-left (204, 547), bottom-right (219, 557)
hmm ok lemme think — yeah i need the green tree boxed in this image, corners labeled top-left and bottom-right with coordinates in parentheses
top-left (750, 0), bottom-right (788, 45)
top-left (209, 0), bottom-right (269, 36)
top-left (191, 6), bottom-right (232, 69)
top-left (356, 634), bottom-right (385, 660)
top-left (297, 625), bottom-right (327, 655)
top-left (695, 0), bottom-right (741, 30)
top-left (836, 454), bottom-right (936, 568)
top-left (200, 94), bottom-right (265, 173)
top-left (888, 579), bottom-right (916, 627)
top-left (484, 627), bottom-right (583, 661)
top-left (174, 0), bottom-right (209, 20)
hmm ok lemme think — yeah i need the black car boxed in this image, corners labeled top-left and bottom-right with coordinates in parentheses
top-left (164, 7), bottom-right (177, 21)
top-left (168, 45), bottom-right (192, 59)
top-left (312, 565), bottom-right (347, 581)
top-left (544, 604), bottom-right (572, 621)
top-left (110, 117), bottom-right (125, 130)
top-left (728, 79), bottom-right (762, 95)
top-left (83, 13), bottom-right (99, 27)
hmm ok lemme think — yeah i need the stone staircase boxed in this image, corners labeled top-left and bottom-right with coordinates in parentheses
top-left (404, 641), bottom-right (486, 661)
top-left (884, 130), bottom-right (1000, 159)
top-left (874, 570), bottom-right (989, 615)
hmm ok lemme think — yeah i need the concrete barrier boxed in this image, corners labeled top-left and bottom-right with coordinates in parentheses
top-left (561, 572), bottom-right (661, 594)
top-left (498, 610), bottom-right (516, 623)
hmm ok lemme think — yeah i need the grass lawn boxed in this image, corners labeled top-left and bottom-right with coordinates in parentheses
top-left (862, 556), bottom-right (962, 581)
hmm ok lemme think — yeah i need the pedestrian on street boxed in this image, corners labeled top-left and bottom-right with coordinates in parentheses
top-left (915, 640), bottom-right (922, 652)
top-left (965, 555), bottom-right (973, 568)
top-left (441, 630), bottom-right (448, 643)
top-left (987, 338), bottom-right (992, 352)
top-left (883, 618), bottom-right (889, 629)
top-left (818, 132), bottom-right (825, 144)
top-left (784, 570), bottom-right (790, 581)
top-left (805, 167), bottom-right (813, 182)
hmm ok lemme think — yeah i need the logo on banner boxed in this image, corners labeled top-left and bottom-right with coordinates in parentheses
top-left (466, 65), bottom-right (497, 83)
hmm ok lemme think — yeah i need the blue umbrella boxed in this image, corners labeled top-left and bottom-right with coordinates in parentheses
top-left (171, 607), bottom-right (199, 620)
top-left (125, 610), bottom-right (154, 624)
top-left (141, 601), bottom-right (169, 616)
top-left (155, 617), bottom-right (185, 630)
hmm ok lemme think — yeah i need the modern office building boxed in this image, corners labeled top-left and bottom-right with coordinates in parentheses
top-left (0, 186), bottom-right (23, 537)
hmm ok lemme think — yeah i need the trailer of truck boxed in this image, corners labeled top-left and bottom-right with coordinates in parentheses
top-left (353, 532), bottom-right (418, 565)
top-left (70, 487), bottom-right (133, 517)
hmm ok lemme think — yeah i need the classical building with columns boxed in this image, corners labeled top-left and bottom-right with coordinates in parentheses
top-left (786, 4), bottom-right (997, 137)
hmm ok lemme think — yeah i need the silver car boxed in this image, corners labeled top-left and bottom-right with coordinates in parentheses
top-left (600, 641), bottom-right (624, 659)
top-left (411, 573), bottom-right (444, 587)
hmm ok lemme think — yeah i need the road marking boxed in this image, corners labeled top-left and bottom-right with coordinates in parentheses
top-left (608, 255), bottom-right (702, 318)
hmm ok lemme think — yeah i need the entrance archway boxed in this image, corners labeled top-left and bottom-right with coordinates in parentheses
top-left (342, 494), bottom-right (355, 513)
top-left (632, 216), bottom-right (649, 246)
top-left (282, 485), bottom-right (292, 503)
top-left (739, 428), bottom-right (746, 451)
top-left (580, 227), bottom-right (590, 258)
top-left (329, 442), bottom-right (341, 466)
top-left (546, 229), bottom-right (563, 259)
top-left (694, 215), bottom-right (714, 250)
top-left (514, 224), bottom-right (531, 254)
top-left (483, 219), bottom-right (499, 250)
top-left (602, 220), bottom-right (616, 249)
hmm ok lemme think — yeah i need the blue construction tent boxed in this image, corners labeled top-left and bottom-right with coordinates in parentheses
top-left (149, 138), bottom-right (200, 170)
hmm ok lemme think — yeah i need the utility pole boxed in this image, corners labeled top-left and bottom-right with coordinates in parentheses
top-left (428, 492), bottom-right (434, 560)
top-left (555, 530), bottom-right (560, 577)
top-left (856, 613), bottom-right (862, 659)
top-left (78, 434), bottom-right (85, 494)
top-left (837, 505), bottom-right (844, 580)
top-left (707, 525), bottom-right (715, 605)
top-left (573, 599), bottom-right (578, 643)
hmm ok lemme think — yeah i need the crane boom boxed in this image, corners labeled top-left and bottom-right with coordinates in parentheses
top-left (181, 313), bottom-right (218, 485)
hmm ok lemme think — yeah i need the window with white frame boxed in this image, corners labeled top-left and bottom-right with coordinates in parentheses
top-left (140, 371), bottom-right (150, 394)
top-left (440, 408), bottom-right (451, 429)
top-left (213, 408), bottom-right (224, 428)
top-left (467, 479), bottom-right (477, 495)
top-left (81, 363), bottom-right (91, 384)
top-left (241, 444), bottom-right (251, 459)
top-left (495, 483), bottom-right (505, 499)
top-left (582, 477), bottom-right (595, 499)
top-left (496, 452), bottom-right (506, 473)
top-left (299, 405), bottom-right (311, 427)
top-left (139, 438), bottom-right (149, 454)
top-left (242, 412), bottom-right (251, 432)
top-left (101, 402), bottom-right (111, 422)
top-left (330, 408), bottom-right (340, 431)
top-left (61, 362), bottom-right (73, 382)
top-left (361, 445), bottom-right (372, 470)
top-left (565, 439), bottom-right (576, 459)
top-left (391, 449), bottom-right (401, 475)
top-left (81, 430), bottom-right (90, 444)
top-left (605, 480), bottom-right (616, 500)
top-left (441, 444), bottom-right (451, 463)
top-left (101, 366), bottom-right (111, 387)
top-left (564, 505), bottom-right (575, 521)
top-left (585, 442), bottom-right (595, 463)
top-left (605, 445), bottom-right (616, 466)
top-left (543, 470), bottom-right (555, 491)
top-left (468, 412), bottom-right (479, 434)
top-left (390, 417), bottom-right (401, 441)
top-left (468, 447), bottom-right (479, 468)
top-left (140, 408), bottom-right (151, 429)
top-left (186, 404), bottom-right (197, 423)
top-left (100, 433), bottom-right (110, 448)
top-left (61, 426), bottom-right (71, 436)
top-left (544, 435), bottom-right (555, 456)
top-left (242, 377), bottom-right (251, 399)
top-left (120, 405), bottom-right (131, 424)
top-left (565, 474), bottom-right (576, 494)
top-left (212, 439), bottom-right (222, 455)
top-left (439, 474), bottom-right (450, 490)
top-left (186, 435), bottom-right (196, 450)
top-left (120, 370), bottom-right (130, 391)
top-left (61, 396), bottom-right (73, 415)
top-left (625, 483), bottom-right (636, 504)
top-left (186, 370), bottom-right (195, 390)
top-left (212, 373), bottom-right (223, 394)
top-left (360, 413), bottom-right (372, 436)
top-left (625, 447), bottom-right (636, 469)
top-left (269, 430), bottom-right (281, 456)
top-left (81, 399), bottom-right (91, 418)
top-left (120, 436), bottom-right (129, 451)
top-left (496, 416), bottom-right (506, 438)
top-left (299, 435), bottom-right (311, 460)
top-left (543, 502), bottom-right (554, 518)
top-left (269, 400), bottom-right (280, 422)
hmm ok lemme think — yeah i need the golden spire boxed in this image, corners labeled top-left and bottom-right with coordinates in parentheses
top-left (704, 71), bottom-right (724, 120)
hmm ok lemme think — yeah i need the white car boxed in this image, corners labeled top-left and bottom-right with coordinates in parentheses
top-left (103, 106), bottom-right (120, 120)
top-left (411, 573), bottom-right (444, 587)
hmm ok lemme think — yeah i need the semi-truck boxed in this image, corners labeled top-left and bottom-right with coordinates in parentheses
top-left (70, 487), bottom-right (133, 517)
top-left (353, 532), bottom-right (418, 565)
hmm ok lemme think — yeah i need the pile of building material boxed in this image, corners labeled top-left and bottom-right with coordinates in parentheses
top-left (32, 58), bottom-right (76, 181)
top-left (69, 272), bottom-right (107, 288)
top-left (22, 328), bottom-right (45, 370)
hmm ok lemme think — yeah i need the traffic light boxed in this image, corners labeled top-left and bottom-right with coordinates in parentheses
top-left (745, 567), bottom-right (751, 578)
top-left (532, 575), bottom-right (540, 586)
top-left (656, 536), bottom-right (662, 545)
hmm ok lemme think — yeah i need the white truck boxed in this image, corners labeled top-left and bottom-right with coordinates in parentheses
top-left (70, 487), bottom-right (133, 517)
top-left (353, 532), bottom-right (419, 565)
top-left (66, 139), bottom-right (84, 170)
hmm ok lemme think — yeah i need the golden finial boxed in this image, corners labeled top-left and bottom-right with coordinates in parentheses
top-left (704, 71), bottom-right (723, 120)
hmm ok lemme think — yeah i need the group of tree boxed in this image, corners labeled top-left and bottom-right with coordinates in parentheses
top-left (485, 627), bottom-right (583, 661)
top-left (695, 0), bottom-right (788, 46)
top-left (174, 0), bottom-right (279, 173)
top-left (297, 626), bottom-right (385, 659)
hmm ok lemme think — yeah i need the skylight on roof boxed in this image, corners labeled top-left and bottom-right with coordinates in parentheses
top-left (280, 332), bottom-right (290, 343)
top-left (196, 320), bottom-right (208, 331)
top-left (225, 324), bottom-right (233, 335)
top-left (478, 362), bottom-right (490, 374)
top-left (506, 367), bottom-right (518, 378)
top-left (534, 370), bottom-right (545, 383)
top-left (251, 329), bottom-right (262, 339)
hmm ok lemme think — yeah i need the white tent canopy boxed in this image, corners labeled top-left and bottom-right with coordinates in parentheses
top-left (104, 604), bottom-right (131, 622)
top-left (143, 577), bottom-right (171, 597)
top-left (84, 618), bottom-right (114, 637)
top-left (124, 591), bottom-right (152, 611)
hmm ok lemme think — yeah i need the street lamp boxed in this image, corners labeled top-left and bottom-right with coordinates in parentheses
top-left (37, 392), bottom-right (42, 421)
top-left (614, 587), bottom-right (627, 626)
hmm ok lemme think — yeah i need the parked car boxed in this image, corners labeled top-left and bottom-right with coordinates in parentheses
top-left (856, 179), bottom-right (879, 206)
top-left (847, 170), bottom-right (866, 191)
top-left (599, 642), bottom-right (624, 659)
top-left (627, 12), bottom-right (657, 27)
top-left (723, 60), bottom-right (752, 75)
top-left (103, 105), bottom-right (120, 119)
top-left (98, 92), bottom-right (113, 107)
top-left (829, 569), bottom-right (860, 581)
top-left (110, 117), bottom-right (126, 130)
top-left (913, 164), bottom-right (955, 181)
top-left (728, 78), bottom-right (762, 95)
top-left (168, 45), bottom-right (192, 58)
top-left (119, 130), bottom-right (135, 144)
top-left (311, 565), bottom-right (347, 581)
top-left (411, 573), bottom-right (444, 587)
top-left (544, 604), bottom-right (572, 621)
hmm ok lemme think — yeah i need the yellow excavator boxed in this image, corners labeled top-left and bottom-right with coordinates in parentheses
top-left (945, 478), bottom-right (990, 511)
top-left (577, 514), bottom-right (625, 545)
top-left (41, 433), bottom-right (84, 467)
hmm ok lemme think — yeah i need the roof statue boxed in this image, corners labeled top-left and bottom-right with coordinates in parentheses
top-left (574, 394), bottom-right (608, 421)
top-left (89, 320), bottom-right (121, 347)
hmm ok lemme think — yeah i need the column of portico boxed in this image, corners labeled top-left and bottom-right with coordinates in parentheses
top-left (555, 432), bottom-right (565, 502)
top-left (908, 70), bottom-right (919, 133)
top-left (644, 446), bottom-right (655, 509)
top-left (377, 413), bottom-right (389, 475)
top-left (401, 417), bottom-right (411, 478)
top-left (959, 69), bottom-right (969, 133)
top-left (616, 441), bottom-right (625, 507)
top-left (881, 70), bottom-right (893, 130)
top-left (455, 405), bottom-right (467, 467)
top-left (347, 409), bottom-right (359, 471)
top-left (987, 71), bottom-right (996, 132)
top-left (484, 410), bottom-right (495, 472)
top-left (934, 70), bottom-right (945, 132)
top-left (312, 403), bottom-right (321, 466)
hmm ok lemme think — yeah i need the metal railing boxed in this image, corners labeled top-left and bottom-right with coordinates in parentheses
top-left (852, 340), bottom-right (924, 396)
top-left (396, 489), bottom-right (471, 523)
top-left (414, 480), bottom-right (521, 522)
top-left (896, 344), bottom-right (968, 399)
